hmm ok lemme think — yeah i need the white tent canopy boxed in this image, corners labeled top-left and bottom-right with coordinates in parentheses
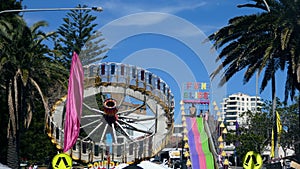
top-left (115, 163), bottom-right (129, 169)
top-left (138, 161), bottom-right (168, 169)
top-left (115, 161), bottom-right (169, 169)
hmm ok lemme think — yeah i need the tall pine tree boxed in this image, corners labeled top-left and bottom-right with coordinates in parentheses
top-left (54, 4), bottom-right (108, 69)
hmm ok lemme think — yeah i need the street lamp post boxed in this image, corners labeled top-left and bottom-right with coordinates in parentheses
top-left (0, 6), bottom-right (103, 14)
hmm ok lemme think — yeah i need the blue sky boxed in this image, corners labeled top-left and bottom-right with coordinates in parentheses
top-left (21, 0), bottom-right (290, 122)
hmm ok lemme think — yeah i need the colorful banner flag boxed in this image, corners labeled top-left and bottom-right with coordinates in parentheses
top-left (235, 120), bottom-right (239, 135)
top-left (276, 111), bottom-right (282, 134)
top-left (63, 52), bottom-right (84, 152)
top-left (270, 129), bottom-right (275, 158)
top-left (235, 120), bottom-right (240, 147)
top-left (270, 111), bottom-right (282, 158)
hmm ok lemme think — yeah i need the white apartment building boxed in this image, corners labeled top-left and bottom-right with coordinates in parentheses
top-left (221, 92), bottom-right (263, 132)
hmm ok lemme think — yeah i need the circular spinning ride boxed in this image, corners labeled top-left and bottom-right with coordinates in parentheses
top-left (46, 62), bottom-right (175, 163)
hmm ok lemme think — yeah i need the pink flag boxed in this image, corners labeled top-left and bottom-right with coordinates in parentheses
top-left (63, 52), bottom-right (84, 152)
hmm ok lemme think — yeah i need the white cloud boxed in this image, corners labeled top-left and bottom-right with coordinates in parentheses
top-left (92, 0), bottom-right (207, 15)
top-left (108, 12), bottom-right (170, 26)
top-left (158, 2), bottom-right (207, 13)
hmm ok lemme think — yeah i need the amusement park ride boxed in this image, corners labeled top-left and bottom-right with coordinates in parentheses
top-left (46, 62), bottom-right (175, 163)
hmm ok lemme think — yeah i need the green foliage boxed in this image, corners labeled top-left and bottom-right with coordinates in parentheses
top-left (262, 97), bottom-right (300, 152)
top-left (19, 101), bottom-right (57, 165)
top-left (207, 0), bottom-right (300, 102)
top-left (80, 31), bottom-right (108, 66)
top-left (236, 110), bottom-right (272, 156)
top-left (0, 5), bottom-right (68, 168)
top-left (0, 0), bottom-right (21, 17)
top-left (0, 1), bottom-right (108, 167)
top-left (54, 4), bottom-right (108, 68)
top-left (207, 0), bottom-right (300, 162)
top-left (0, 87), bottom-right (8, 164)
top-left (225, 98), bottom-right (300, 164)
top-left (0, 0), bottom-right (20, 8)
top-left (277, 98), bottom-right (300, 153)
top-left (0, 0), bottom-right (23, 165)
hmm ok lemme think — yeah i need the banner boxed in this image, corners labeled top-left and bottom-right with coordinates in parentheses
top-left (182, 82), bottom-right (210, 104)
top-left (63, 52), bottom-right (84, 152)
top-left (270, 111), bottom-right (282, 158)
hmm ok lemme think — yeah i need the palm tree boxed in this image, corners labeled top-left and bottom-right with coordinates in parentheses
top-left (0, 15), bottom-right (67, 168)
top-left (206, 0), bottom-right (300, 158)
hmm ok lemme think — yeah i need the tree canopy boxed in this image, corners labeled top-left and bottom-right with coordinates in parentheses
top-left (54, 4), bottom-right (108, 68)
top-left (207, 0), bottom-right (300, 102)
top-left (225, 98), bottom-right (299, 165)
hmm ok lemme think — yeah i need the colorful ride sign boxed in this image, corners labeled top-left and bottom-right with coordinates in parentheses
top-left (243, 151), bottom-right (263, 169)
top-left (182, 82), bottom-right (210, 104)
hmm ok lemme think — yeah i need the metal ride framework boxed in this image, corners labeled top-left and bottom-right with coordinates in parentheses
top-left (46, 62), bottom-right (175, 163)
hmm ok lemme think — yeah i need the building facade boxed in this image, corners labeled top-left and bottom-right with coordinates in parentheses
top-left (221, 92), bottom-right (263, 131)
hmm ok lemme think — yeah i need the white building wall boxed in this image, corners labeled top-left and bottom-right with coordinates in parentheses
top-left (221, 93), bottom-right (262, 131)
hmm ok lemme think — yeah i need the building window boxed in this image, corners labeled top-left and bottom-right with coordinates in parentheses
top-left (226, 117), bottom-right (237, 121)
top-left (227, 112), bottom-right (237, 115)
top-left (229, 97), bottom-right (236, 100)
